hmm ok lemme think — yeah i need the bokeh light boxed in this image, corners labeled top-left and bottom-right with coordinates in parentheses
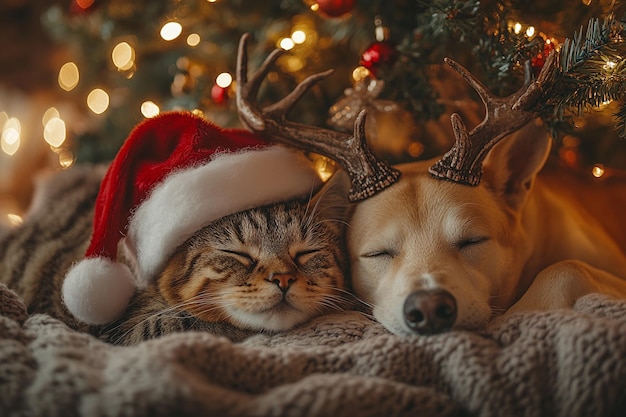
top-left (58, 62), bottom-right (80, 91)
top-left (87, 88), bottom-right (110, 114)
top-left (141, 101), bottom-right (160, 118)
top-left (279, 38), bottom-right (294, 50)
top-left (1, 118), bottom-right (21, 155)
top-left (187, 33), bottom-right (201, 46)
top-left (160, 21), bottom-right (183, 41)
top-left (44, 117), bottom-right (67, 147)
top-left (215, 72), bottom-right (233, 88)
top-left (112, 42), bottom-right (135, 70)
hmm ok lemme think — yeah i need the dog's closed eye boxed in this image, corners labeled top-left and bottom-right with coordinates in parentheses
top-left (456, 236), bottom-right (490, 250)
top-left (362, 250), bottom-right (397, 259)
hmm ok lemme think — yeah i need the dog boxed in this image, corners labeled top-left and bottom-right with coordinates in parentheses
top-left (328, 122), bottom-right (626, 336)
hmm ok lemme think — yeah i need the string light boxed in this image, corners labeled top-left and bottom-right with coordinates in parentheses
top-left (141, 101), bottom-right (160, 118)
top-left (525, 26), bottom-right (535, 37)
top-left (112, 42), bottom-right (135, 71)
top-left (291, 30), bottom-right (306, 44)
top-left (514, 23), bottom-right (522, 34)
top-left (352, 66), bottom-right (371, 81)
top-left (87, 88), bottom-right (110, 114)
top-left (58, 150), bottom-right (75, 168)
top-left (1, 117), bottom-right (21, 156)
top-left (215, 72), bottom-right (233, 88)
top-left (43, 117), bottom-right (66, 147)
top-left (187, 33), bottom-right (201, 46)
top-left (58, 62), bottom-right (80, 91)
top-left (160, 21), bottom-right (182, 41)
top-left (279, 38), bottom-right (295, 50)
top-left (592, 163), bottom-right (605, 178)
top-left (603, 60), bottom-right (616, 71)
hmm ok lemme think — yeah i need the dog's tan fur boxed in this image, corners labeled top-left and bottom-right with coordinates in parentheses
top-left (329, 123), bottom-right (626, 335)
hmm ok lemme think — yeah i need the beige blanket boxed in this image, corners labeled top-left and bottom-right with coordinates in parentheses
top-left (1, 281), bottom-right (625, 417)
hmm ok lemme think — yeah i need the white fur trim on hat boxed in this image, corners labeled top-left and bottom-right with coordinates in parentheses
top-left (62, 258), bottom-right (136, 325)
top-left (128, 146), bottom-right (322, 286)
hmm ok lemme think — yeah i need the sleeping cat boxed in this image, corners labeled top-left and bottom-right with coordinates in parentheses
top-left (0, 164), bottom-right (351, 345)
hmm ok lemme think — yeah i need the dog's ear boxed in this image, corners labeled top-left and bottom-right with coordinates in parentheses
top-left (310, 169), bottom-right (354, 223)
top-left (482, 122), bottom-right (551, 211)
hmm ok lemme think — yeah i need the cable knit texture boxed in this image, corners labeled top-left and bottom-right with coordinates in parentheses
top-left (1, 281), bottom-right (624, 417)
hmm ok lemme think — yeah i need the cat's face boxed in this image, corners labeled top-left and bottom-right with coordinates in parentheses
top-left (157, 196), bottom-right (349, 332)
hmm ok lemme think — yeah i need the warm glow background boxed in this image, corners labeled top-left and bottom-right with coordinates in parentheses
top-left (1, 0), bottom-right (625, 226)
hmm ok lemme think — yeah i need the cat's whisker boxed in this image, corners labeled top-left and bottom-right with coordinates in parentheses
top-left (313, 299), bottom-right (345, 313)
top-left (302, 186), bottom-right (319, 229)
top-left (303, 185), bottom-right (328, 231)
top-left (355, 310), bottom-right (377, 321)
top-left (349, 295), bottom-right (378, 312)
top-left (318, 218), bottom-right (351, 228)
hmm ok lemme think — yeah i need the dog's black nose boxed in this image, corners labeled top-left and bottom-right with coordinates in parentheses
top-left (403, 289), bottom-right (457, 335)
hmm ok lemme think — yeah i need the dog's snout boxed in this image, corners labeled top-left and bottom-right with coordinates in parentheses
top-left (403, 289), bottom-right (457, 335)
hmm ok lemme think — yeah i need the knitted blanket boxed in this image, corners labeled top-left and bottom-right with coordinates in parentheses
top-left (1, 281), bottom-right (625, 417)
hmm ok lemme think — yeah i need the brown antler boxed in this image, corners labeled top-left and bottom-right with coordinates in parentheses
top-left (236, 33), bottom-right (401, 202)
top-left (428, 51), bottom-right (558, 185)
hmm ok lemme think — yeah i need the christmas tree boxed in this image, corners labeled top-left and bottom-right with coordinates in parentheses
top-left (1, 0), bottom-right (626, 221)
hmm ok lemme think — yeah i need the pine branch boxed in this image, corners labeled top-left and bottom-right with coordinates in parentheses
top-left (560, 16), bottom-right (614, 73)
top-left (539, 14), bottom-right (626, 137)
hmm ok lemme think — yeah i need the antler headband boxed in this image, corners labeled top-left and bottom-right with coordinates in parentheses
top-left (236, 33), bottom-right (401, 202)
top-left (429, 51), bottom-right (559, 185)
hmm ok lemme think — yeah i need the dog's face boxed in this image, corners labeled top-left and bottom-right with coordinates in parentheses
top-left (348, 159), bottom-right (530, 336)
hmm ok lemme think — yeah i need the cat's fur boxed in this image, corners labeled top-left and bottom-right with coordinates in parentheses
top-left (0, 164), bottom-right (351, 345)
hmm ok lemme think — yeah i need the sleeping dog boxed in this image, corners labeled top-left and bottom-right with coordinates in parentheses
top-left (334, 122), bottom-right (626, 335)
top-left (325, 52), bottom-right (626, 335)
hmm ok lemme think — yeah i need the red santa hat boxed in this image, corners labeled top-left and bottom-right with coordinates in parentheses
top-left (62, 111), bottom-right (322, 325)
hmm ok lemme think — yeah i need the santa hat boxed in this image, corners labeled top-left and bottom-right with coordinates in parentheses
top-left (62, 111), bottom-right (322, 325)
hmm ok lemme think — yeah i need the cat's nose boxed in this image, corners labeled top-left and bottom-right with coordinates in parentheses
top-left (403, 289), bottom-right (457, 335)
top-left (269, 273), bottom-right (296, 291)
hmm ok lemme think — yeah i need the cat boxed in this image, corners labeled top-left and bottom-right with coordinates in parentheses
top-left (0, 164), bottom-right (352, 345)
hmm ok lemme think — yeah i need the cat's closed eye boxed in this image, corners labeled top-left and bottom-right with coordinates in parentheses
top-left (293, 249), bottom-right (321, 266)
top-left (220, 249), bottom-right (257, 269)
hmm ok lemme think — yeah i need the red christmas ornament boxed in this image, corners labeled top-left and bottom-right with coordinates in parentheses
top-left (315, 0), bottom-right (355, 18)
top-left (70, 0), bottom-right (99, 15)
top-left (531, 39), bottom-right (556, 76)
top-left (211, 84), bottom-right (229, 105)
top-left (359, 40), bottom-right (397, 79)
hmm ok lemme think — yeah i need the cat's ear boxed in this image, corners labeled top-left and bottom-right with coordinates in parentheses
top-left (310, 170), bottom-right (354, 223)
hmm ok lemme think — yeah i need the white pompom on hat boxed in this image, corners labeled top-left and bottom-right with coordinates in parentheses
top-left (62, 111), bottom-right (322, 325)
